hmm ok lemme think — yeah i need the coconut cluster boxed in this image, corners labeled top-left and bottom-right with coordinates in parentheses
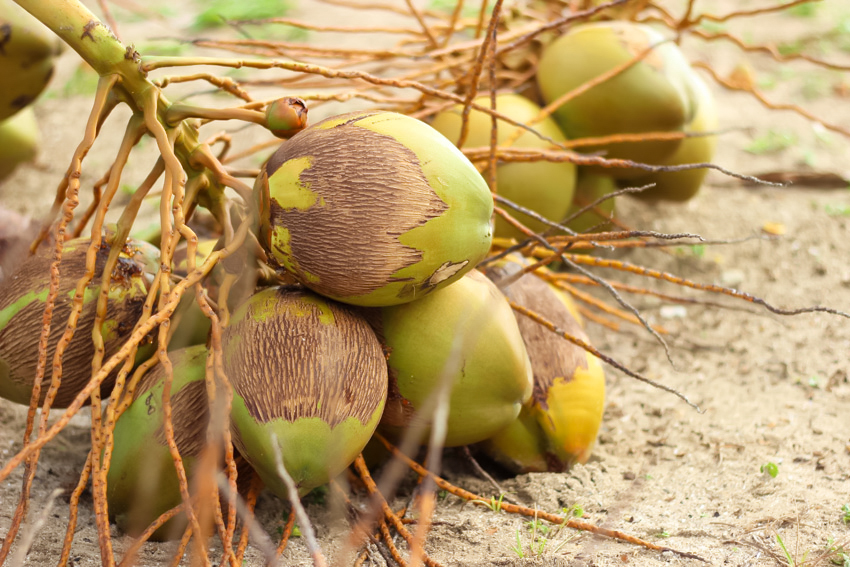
top-left (0, 106), bottom-right (609, 538)
top-left (428, 20), bottom-right (718, 244)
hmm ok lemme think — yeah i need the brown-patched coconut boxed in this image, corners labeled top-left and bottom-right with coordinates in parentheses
top-left (0, 236), bottom-right (158, 407)
top-left (223, 286), bottom-right (388, 497)
top-left (254, 110), bottom-right (493, 307)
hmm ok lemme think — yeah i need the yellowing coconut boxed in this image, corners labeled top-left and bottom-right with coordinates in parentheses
top-left (480, 256), bottom-right (605, 472)
top-left (537, 21), bottom-right (697, 178)
top-left (430, 93), bottom-right (577, 241)
top-left (623, 71), bottom-right (718, 201)
top-left (255, 110), bottom-right (493, 307)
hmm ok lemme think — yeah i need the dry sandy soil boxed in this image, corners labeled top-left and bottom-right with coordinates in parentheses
top-left (1, 0), bottom-right (850, 566)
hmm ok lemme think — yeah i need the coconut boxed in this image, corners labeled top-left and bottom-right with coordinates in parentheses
top-left (223, 287), bottom-right (387, 498)
top-left (0, 0), bottom-right (63, 120)
top-left (376, 269), bottom-right (533, 447)
top-left (254, 110), bottom-right (493, 307)
top-left (565, 169), bottom-right (618, 234)
top-left (480, 256), bottom-right (605, 472)
top-left (430, 93), bottom-right (577, 240)
top-left (0, 107), bottom-right (40, 182)
top-left (536, 21), bottom-right (697, 178)
top-left (622, 71), bottom-right (718, 201)
top-left (107, 345), bottom-right (209, 540)
top-left (0, 237), bottom-right (158, 407)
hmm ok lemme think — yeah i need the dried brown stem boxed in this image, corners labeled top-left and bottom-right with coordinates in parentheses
top-left (374, 434), bottom-right (707, 562)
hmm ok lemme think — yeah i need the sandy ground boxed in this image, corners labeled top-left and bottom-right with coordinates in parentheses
top-left (2, 0), bottom-right (850, 566)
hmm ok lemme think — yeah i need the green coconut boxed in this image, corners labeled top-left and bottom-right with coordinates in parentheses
top-left (0, 237), bottom-right (158, 407)
top-left (623, 71), bottom-right (718, 201)
top-left (376, 269), bottom-right (533, 447)
top-left (107, 345), bottom-right (208, 540)
top-left (255, 110), bottom-right (493, 307)
top-left (430, 93), bottom-right (577, 241)
top-left (0, 0), bottom-right (63, 120)
top-left (480, 256), bottom-right (605, 472)
top-left (536, 21), bottom-right (697, 178)
top-left (0, 107), bottom-right (40, 182)
top-left (223, 287), bottom-right (388, 498)
top-left (166, 239), bottom-right (219, 352)
top-left (564, 169), bottom-right (618, 234)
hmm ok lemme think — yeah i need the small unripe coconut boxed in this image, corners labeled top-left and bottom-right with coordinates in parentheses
top-left (430, 93), bottom-right (577, 240)
top-left (623, 71), bottom-right (718, 201)
top-left (0, 0), bottom-right (63, 120)
top-left (376, 269), bottom-right (533, 447)
top-left (536, 21), bottom-right (696, 178)
top-left (223, 287), bottom-right (387, 498)
top-left (565, 169), bottom-right (618, 234)
top-left (480, 256), bottom-right (605, 472)
top-left (0, 237), bottom-right (158, 407)
top-left (255, 110), bottom-right (493, 307)
top-left (265, 97), bottom-right (308, 138)
top-left (107, 345), bottom-right (209, 540)
top-left (0, 107), bottom-right (40, 182)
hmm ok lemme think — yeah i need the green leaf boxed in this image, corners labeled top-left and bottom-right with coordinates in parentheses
top-left (193, 0), bottom-right (292, 30)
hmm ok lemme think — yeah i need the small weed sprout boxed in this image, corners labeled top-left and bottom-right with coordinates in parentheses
top-left (474, 494), bottom-right (505, 513)
top-left (761, 462), bottom-right (780, 478)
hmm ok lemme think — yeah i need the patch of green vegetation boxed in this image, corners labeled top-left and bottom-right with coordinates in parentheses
top-left (842, 504), bottom-right (850, 525)
top-left (63, 64), bottom-right (100, 97)
top-left (563, 504), bottom-right (584, 518)
top-left (304, 484), bottom-right (328, 505)
top-left (429, 0), bottom-right (491, 17)
top-left (698, 21), bottom-right (727, 34)
top-left (778, 40), bottom-right (806, 56)
top-left (760, 462), bottom-right (779, 478)
top-left (655, 530), bottom-right (671, 538)
top-left (192, 0), bottom-right (292, 30)
top-left (475, 494), bottom-right (505, 513)
top-left (801, 76), bottom-right (831, 100)
top-left (824, 204), bottom-right (850, 217)
top-left (745, 130), bottom-right (797, 155)
top-left (786, 1), bottom-right (819, 18)
top-left (758, 74), bottom-right (778, 90)
top-left (774, 531), bottom-right (808, 567)
top-left (135, 41), bottom-right (189, 58)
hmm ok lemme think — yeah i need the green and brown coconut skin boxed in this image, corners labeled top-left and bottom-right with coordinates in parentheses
top-left (0, 237), bottom-right (158, 407)
top-left (430, 93), bottom-right (576, 241)
top-left (223, 287), bottom-right (388, 498)
top-left (0, 0), bottom-right (63, 120)
top-left (537, 21), bottom-right (696, 178)
top-left (254, 110), bottom-right (493, 307)
top-left (480, 256), bottom-right (605, 472)
top-left (376, 269), bottom-right (533, 448)
top-left (107, 345), bottom-right (209, 540)
top-left (623, 71), bottom-right (718, 202)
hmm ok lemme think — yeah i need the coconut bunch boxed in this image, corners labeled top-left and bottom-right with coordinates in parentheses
top-left (421, 19), bottom-right (719, 250)
top-left (98, 106), bottom-right (615, 536)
